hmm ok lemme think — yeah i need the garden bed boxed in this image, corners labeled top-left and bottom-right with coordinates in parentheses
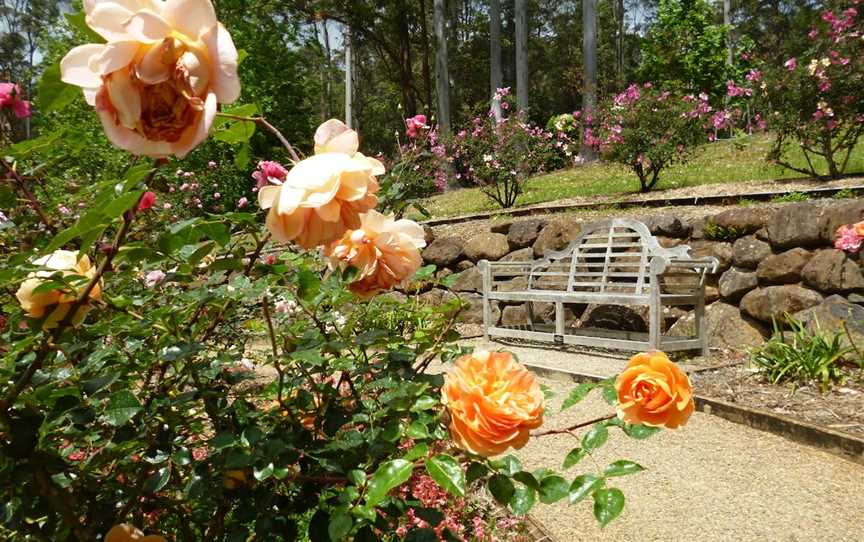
top-left (689, 363), bottom-right (864, 437)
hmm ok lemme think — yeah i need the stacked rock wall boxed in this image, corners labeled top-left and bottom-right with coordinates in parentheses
top-left (418, 199), bottom-right (864, 351)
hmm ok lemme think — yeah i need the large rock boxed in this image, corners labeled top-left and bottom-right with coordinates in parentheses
top-left (530, 302), bottom-right (581, 325)
top-left (818, 199), bottom-right (864, 243)
top-left (496, 276), bottom-right (529, 293)
top-left (689, 216), bottom-right (708, 240)
top-left (581, 304), bottom-right (648, 332)
top-left (718, 267), bottom-right (759, 301)
top-left (422, 238), bottom-right (464, 267)
top-left (732, 235), bottom-right (772, 269)
top-left (711, 207), bottom-right (771, 235)
top-left (756, 248), bottom-right (812, 284)
top-left (464, 232), bottom-right (510, 262)
top-left (450, 266), bottom-right (483, 293)
top-left (500, 247), bottom-right (535, 262)
top-left (801, 249), bottom-right (864, 293)
top-left (455, 260), bottom-right (475, 271)
top-left (766, 202), bottom-right (823, 249)
top-left (422, 225), bottom-right (435, 246)
top-left (740, 285), bottom-right (824, 323)
top-left (794, 295), bottom-right (864, 354)
top-left (501, 305), bottom-right (529, 326)
top-left (533, 218), bottom-right (582, 257)
top-left (507, 219), bottom-right (547, 250)
top-left (646, 214), bottom-right (690, 238)
top-left (669, 302), bottom-right (768, 349)
top-left (490, 220), bottom-right (513, 234)
top-left (452, 292), bottom-right (500, 325)
top-left (690, 241), bottom-right (733, 274)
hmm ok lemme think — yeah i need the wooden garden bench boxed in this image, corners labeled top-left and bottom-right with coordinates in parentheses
top-left (478, 218), bottom-right (719, 355)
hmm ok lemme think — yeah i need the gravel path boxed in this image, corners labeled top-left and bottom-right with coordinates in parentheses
top-left (447, 339), bottom-right (864, 541)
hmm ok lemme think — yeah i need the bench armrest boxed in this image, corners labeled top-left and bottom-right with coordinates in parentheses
top-left (650, 256), bottom-right (719, 275)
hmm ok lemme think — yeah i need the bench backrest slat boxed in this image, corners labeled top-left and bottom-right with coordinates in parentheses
top-left (528, 218), bottom-right (690, 295)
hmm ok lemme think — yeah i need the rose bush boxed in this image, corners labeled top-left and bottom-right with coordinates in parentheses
top-left (760, 2), bottom-right (864, 179)
top-left (0, 2), bottom-right (694, 540)
top-left (585, 84), bottom-right (714, 192)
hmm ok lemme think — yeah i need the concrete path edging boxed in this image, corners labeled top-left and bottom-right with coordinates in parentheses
top-left (523, 362), bottom-right (864, 466)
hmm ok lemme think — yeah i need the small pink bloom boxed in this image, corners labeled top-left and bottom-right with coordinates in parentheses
top-left (835, 225), bottom-right (863, 253)
top-left (213, 192), bottom-right (221, 199)
top-left (138, 191), bottom-right (157, 211)
top-left (237, 196), bottom-right (248, 208)
top-left (251, 160), bottom-right (288, 189)
top-left (208, 161), bottom-right (217, 168)
top-left (144, 270), bottom-right (166, 288)
top-left (784, 58), bottom-right (797, 71)
top-left (163, 203), bottom-right (172, 210)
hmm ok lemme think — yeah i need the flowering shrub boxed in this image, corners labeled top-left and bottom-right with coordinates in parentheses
top-left (0, 2), bottom-right (694, 540)
top-left (835, 221), bottom-right (864, 252)
top-left (586, 84), bottom-right (713, 192)
top-left (761, 2), bottom-right (864, 179)
top-left (377, 115), bottom-right (444, 219)
top-left (446, 112), bottom-right (568, 208)
top-left (0, 82), bottom-right (32, 145)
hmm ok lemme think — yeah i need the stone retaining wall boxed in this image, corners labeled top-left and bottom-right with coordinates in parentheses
top-left (415, 199), bottom-right (864, 352)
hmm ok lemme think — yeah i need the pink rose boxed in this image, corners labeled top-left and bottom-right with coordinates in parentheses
top-left (59, 0), bottom-right (240, 158)
top-left (0, 82), bottom-right (32, 119)
top-left (251, 160), bottom-right (288, 189)
top-left (784, 58), bottom-right (797, 71)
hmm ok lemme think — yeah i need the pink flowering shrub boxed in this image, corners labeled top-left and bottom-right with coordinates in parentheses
top-left (586, 84), bottom-right (714, 192)
top-left (835, 222), bottom-right (864, 253)
top-left (377, 115), bottom-right (445, 218)
top-left (761, 2), bottom-right (864, 179)
top-left (446, 110), bottom-right (568, 208)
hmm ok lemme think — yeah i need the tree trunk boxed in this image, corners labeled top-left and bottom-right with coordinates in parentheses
top-left (345, 28), bottom-right (353, 129)
top-left (724, 0), bottom-right (733, 67)
top-left (615, 0), bottom-right (624, 86)
top-left (320, 21), bottom-right (333, 120)
top-left (515, 0), bottom-right (529, 114)
top-left (419, 0), bottom-right (434, 110)
top-left (580, 0), bottom-right (598, 161)
top-left (433, 0), bottom-right (451, 136)
top-left (397, 1), bottom-right (417, 115)
top-left (489, 0), bottom-right (503, 121)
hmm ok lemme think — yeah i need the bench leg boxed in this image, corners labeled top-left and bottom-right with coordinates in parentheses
top-left (555, 301), bottom-right (565, 337)
top-left (695, 295), bottom-right (708, 357)
top-left (648, 294), bottom-right (661, 351)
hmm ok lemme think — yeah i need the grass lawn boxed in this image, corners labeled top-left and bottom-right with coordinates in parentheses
top-left (420, 134), bottom-right (864, 218)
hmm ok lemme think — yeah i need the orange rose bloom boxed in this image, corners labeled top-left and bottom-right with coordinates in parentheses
top-left (853, 221), bottom-right (864, 237)
top-left (614, 351), bottom-right (694, 429)
top-left (15, 250), bottom-right (102, 330)
top-left (442, 351), bottom-right (544, 457)
top-left (258, 119), bottom-right (382, 249)
top-left (105, 523), bottom-right (166, 542)
top-left (325, 210), bottom-right (426, 298)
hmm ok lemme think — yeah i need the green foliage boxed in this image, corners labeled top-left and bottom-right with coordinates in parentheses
top-left (833, 188), bottom-right (857, 200)
top-left (638, 0), bottom-right (732, 97)
top-left (588, 85), bottom-right (712, 192)
top-left (760, 4), bottom-right (864, 179)
top-left (771, 192), bottom-right (810, 203)
top-left (377, 128), bottom-right (442, 219)
top-left (703, 220), bottom-right (745, 241)
top-left (751, 317), bottom-right (853, 392)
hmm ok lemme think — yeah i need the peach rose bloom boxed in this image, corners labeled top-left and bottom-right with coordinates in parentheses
top-left (615, 351), bottom-right (694, 429)
top-left (59, 0), bottom-right (240, 158)
top-left (15, 250), bottom-right (103, 330)
top-left (853, 221), bottom-right (864, 237)
top-left (326, 210), bottom-right (426, 298)
top-left (105, 524), bottom-right (166, 542)
top-left (258, 119), bottom-right (383, 249)
top-left (442, 351), bottom-right (544, 457)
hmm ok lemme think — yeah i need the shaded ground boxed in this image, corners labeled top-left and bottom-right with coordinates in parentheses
top-left (437, 339), bottom-right (864, 541)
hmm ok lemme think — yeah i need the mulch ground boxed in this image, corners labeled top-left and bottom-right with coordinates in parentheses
top-left (689, 360), bottom-right (864, 436)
